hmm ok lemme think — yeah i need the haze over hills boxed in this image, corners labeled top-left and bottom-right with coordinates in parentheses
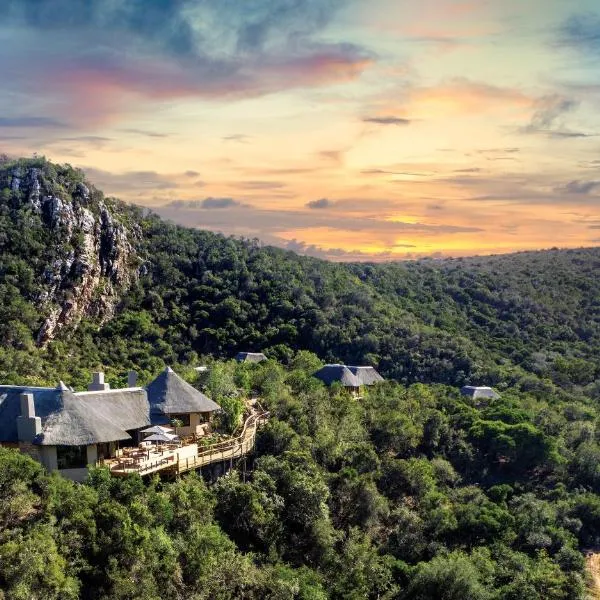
top-left (1, 157), bottom-right (599, 397)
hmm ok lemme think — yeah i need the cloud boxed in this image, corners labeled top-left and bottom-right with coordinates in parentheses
top-left (83, 167), bottom-right (182, 191)
top-left (0, 116), bottom-right (66, 128)
top-left (362, 116), bottom-right (411, 126)
top-left (169, 198), bottom-right (244, 210)
top-left (120, 128), bottom-right (170, 138)
top-left (0, 0), bottom-right (372, 127)
top-left (319, 149), bottom-right (345, 163)
top-left (222, 134), bottom-right (251, 143)
top-left (406, 78), bottom-right (530, 117)
top-left (477, 148), bottom-right (520, 154)
top-left (361, 169), bottom-right (432, 177)
top-left (234, 181), bottom-right (286, 190)
top-left (520, 95), bottom-right (593, 138)
top-left (556, 180), bottom-right (600, 195)
top-left (157, 200), bottom-right (483, 236)
top-left (558, 13), bottom-right (600, 55)
top-left (282, 239), bottom-right (415, 261)
top-left (530, 96), bottom-right (577, 129)
top-left (306, 198), bottom-right (334, 209)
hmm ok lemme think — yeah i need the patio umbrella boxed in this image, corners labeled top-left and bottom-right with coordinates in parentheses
top-left (141, 425), bottom-right (174, 435)
top-left (144, 432), bottom-right (179, 443)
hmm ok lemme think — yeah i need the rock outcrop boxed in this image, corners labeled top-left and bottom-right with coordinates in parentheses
top-left (2, 162), bottom-right (137, 345)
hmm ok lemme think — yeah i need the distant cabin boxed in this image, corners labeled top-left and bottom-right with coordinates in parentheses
top-left (0, 372), bottom-right (149, 481)
top-left (313, 364), bottom-right (384, 396)
top-left (146, 367), bottom-right (221, 437)
top-left (460, 386), bottom-right (500, 400)
top-left (235, 352), bottom-right (267, 363)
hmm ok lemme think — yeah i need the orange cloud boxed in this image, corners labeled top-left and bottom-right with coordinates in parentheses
top-left (368, 78), bottom-right (531, 121)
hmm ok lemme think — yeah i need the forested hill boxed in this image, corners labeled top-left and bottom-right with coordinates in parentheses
top-left (1, 157), bottom-right (599, 395)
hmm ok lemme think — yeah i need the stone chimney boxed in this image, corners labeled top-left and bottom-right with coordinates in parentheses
top-left (88, 371), bottom-right (110, 391)
top-left (17, 393), bottom-right (42, 442)
top-left (127, 370), bottom-right (138, 387)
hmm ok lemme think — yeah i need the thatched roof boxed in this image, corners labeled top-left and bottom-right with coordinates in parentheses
top-left (146, 367), bottom-right (221, 418)
top-left (348, 366), bottom-right (384, 385)
top-left (0, 385), bottom-right (60, 443)
top-left (313, 364), bottom-right (384, 387)
top-left (313, 365), bottom-right (361, 387)
top-left (0, 385), bottom-right (150, 446)
top-left (460, 386), bottom-right (500, 400)
top-left (235, 352), bottom-right (267, 363)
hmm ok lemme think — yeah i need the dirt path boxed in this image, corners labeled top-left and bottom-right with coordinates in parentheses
top-left (585, 550), bottom-right (600, 600)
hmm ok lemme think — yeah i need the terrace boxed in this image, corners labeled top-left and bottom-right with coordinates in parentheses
top-left (103, 440), bottom-right (198, 476)
top-left (103, 409), bottom-right (268, 477)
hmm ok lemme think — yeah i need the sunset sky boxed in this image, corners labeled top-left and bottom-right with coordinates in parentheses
top-left (2, 0), bottom-right (600, 260)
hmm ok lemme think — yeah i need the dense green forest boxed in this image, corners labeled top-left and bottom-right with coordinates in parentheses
top-left (2, 357), bottom-right (600, 599)
top-left (2, 157), bottom-right (600, 598)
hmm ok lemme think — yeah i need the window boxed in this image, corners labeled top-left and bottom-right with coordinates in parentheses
top-left (170, 413), bottom-right (191, 427)
top-left (56, 445), bottom-right (88, 470)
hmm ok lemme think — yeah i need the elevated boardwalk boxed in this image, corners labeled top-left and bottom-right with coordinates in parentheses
top-left (108, 410), bottom-right (268, 477)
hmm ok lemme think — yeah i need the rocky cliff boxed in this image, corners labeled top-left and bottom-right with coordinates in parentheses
top-left (0, 159), bottom-right (137, 345)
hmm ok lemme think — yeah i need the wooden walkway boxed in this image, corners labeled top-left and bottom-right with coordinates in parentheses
top-left (176, 411), bottom-right (266, 474)
top-left (109, 410), bottom-right (268, 477)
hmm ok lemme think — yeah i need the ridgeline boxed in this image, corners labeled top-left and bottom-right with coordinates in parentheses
top-left (1, 157), bottom-right (599, 397)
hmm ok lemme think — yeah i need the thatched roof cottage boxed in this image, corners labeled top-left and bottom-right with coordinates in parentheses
top-left (146, 367), bottom-right (221, 437)
top-left (235, 352), bottom-right (267, 363)
top-left (0, 374), bottom-right (149, 481)
top-left (313, 364), bottom-right (384, 396)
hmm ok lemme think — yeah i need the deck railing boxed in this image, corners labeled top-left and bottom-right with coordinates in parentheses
top-left (177, 409), bottom-right (269, 474)
top-left (108, 409), bottom-right (269, 476)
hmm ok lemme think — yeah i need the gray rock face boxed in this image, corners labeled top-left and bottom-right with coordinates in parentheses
top-left (5, 165), bottom-right (137, 345)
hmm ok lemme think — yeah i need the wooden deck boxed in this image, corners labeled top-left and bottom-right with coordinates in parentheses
top-left (107, 410), bottom-right (268, 477)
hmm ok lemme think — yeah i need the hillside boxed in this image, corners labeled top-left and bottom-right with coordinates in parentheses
top-left (2, 157), bottom-right (600, 600)
top-left (1, 157), bottom-right (599, 396)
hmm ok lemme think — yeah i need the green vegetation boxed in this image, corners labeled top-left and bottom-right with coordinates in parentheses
top-left (1, 157), bottom-right (600, 598)
top-left (1, 357), bottom-right (598, 599)
top-left (1, 158), bottom-right (600, 400)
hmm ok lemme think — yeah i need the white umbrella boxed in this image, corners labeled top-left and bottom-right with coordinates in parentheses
top-left (141, 425), bottom-right (174, 435)
top-left (144, 432), bottom-right (179, 443)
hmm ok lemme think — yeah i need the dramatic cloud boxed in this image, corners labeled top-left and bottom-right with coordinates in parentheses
top-left (306, 198), bottom-right (335, 209)
top-left (2, 1), bottom-right (600, 259)
top-left (0, 0), bottom-right (372, 126)
top-left (362, 116), bottom-right (411, 126)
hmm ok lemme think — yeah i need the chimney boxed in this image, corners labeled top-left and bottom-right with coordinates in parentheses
top-left (20, 392), bottom-right (35, 418)
top-left (127, 370), bottom-right (138, 388)
top-left (88, 371), bottom-right (110, 391)
top-left (17, 393), bottom-right (42, 442)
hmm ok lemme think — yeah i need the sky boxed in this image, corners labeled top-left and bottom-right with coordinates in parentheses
top-left (1, 0), bottom-right (600, 261)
